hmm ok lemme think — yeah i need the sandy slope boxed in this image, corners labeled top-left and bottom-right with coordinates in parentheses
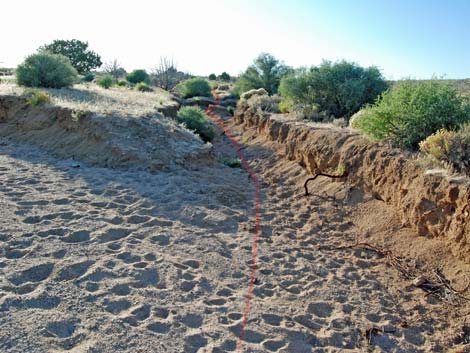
top-left (0, 118), bottom-right (469, 352)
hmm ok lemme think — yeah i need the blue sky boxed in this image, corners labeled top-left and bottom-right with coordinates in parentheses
top-left (1, 0), bottom-right (469, 79)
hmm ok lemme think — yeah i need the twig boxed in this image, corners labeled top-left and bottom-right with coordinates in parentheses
top-left (304, 171), bottom-right (348, 196)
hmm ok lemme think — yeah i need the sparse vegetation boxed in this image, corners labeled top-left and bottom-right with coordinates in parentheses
top-left (102, 59), bottom-right (126, 80)
top-left (126, 69), bottom-right (149, 84)
top-left (234, 53), bottom-right (292, 96)
top-left (355, 80), bottom-right (470, 149)
top-left (177, 106), bottom-right (215, 142)
top-left (135, 82), bottom-right (153, 92)
top-left (222, 158), bottom-right (242, 168)
top-left (97, 75), bottom-right (114, 89)
top-left (16, 52), bottom-right (78, 88)
top-left (151, 57), bottom-right (188, 91)
top-left (278, 60), bottom-right (388, 120)
top-left (180, 78), bottom-right (212, 98)
top-left (24, 89), bottom-right (51, 106)
top-left (39, 39), bottom-right (102, 74)
top-left (420, 124), bottom-right (470, 173)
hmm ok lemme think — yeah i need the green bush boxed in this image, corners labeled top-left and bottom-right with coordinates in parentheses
top-left (16, 52), bottom-right (78, 88)
top-left (208, 73), bottom-right (217, 80)
top-left (278, 61), bottom-right (388, 120)
top-left (126, 69), bottom-right (149, 84)
top-left (219, 72), bottom-right (231, 82)
top-left (177, 106), bottom-right (215, 142)
top-left (180, 78), bottom-right (212, 98)
top-left (117, 79), bottom-right (128, 87)
top-left (24, 89), bottom-right (51, 106)
top-left (355, 80), bottom-right (470, 149)
top-left (97, 75), bottom-right (114, 89)
top-left (82, 72), bottom-right (94, 82)
top-left (135, 82), bottom-right (153, 92)
top-left (419, 125), bottom-right (470, 173)
top-left (222, 158), bottom-right (242, 168)
top-left (233, 53), bottom-right (292, 96)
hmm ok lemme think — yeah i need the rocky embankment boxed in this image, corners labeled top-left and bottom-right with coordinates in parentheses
top-left (235, 90), bottom-right (470, 260)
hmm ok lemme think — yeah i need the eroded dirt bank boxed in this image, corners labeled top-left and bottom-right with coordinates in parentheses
top-left (0, 95), bottom-right (210, 171)
top-left (235, 99), bottom-right (470, 261)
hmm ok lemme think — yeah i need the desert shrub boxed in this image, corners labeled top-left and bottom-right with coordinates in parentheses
top-left (219, 72), bottom-right (231, 82)
top-left (227, 106), bottom-right (235, 116)
top-left (16, 52), bottom-right (78, 88)
top-left (356, 80), bottom-right (470, 149)
top-left (97, 75), bottom-right (114, 89)
top-left (234, 53), bottom-right (292, 96)
top-left (279, 61), bottom-right (388, 120)
top-left (103, 59), bottom-right (126, 79)
top-left (82, 72), bottom-right (94, 82)
top-left (135, 82), bottom-right (153, 92)
top-left (177, 106), bottom-right (215, 142)
top-left (39, 39), bottom-right (102, 74)
top-left (419, 125), bottom-right (470, 173)
top-left (208, 73), bottom-right (217, 80)
top-left (180, 78), bottom-right (212, 98)
top-left (222, 158), bottom-right (242, 168)
top-left (151, 57), bottom-right (189, 91)
top-left (126, 69), bottom-right (149, 84)
top-left (249, 94), bottom-right (281, 113)
top-left (116, 79), bottom-right (128, 87)
top-left (24, 89), bottom-right (51, 106)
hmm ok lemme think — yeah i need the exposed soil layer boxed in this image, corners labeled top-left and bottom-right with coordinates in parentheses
top-left (0, 95), bottom-right (211, 171)
top-left (235, 100), bottom-right (470, 261)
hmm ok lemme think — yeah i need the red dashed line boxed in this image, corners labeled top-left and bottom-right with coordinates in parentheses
top-left (205, 91), bottom-right (260, 352)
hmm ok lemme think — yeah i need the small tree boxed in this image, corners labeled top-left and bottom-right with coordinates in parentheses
top-left (126, 69), bottom-right (149, 84)
top-left (16, 52), bottom-right (78, 88)
top-left (103, 59), bottom-right (126, 80)
top-left (234, 53), bottom-right (292, 96)
top-left (39, 39), bottom-right (102, 74)
top-left (208, 73), bottom-right (217, 80)
top-left (219, 72), bottom-right (231, 82)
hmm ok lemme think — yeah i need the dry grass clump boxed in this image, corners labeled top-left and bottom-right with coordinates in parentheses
top-left (0, 82), bottom-right (172, 116)
top-left (419, 124), bottom-right (470, 174)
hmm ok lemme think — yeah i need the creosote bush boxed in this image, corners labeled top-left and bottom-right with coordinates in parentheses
top-left (97, 75), bottom-right (114, 89)
top-left (16, 52), bottom-right (78, 88)
top-left (355, 80), bottom-right (470, 149)
top-left (278, 60), bottom-right (388, 121)
top-left (177, 106), bottom-right (215, 142)
top-left (419, 124), bottom-right (470, 174)
top-left (126, 69), bottom-right (149, 84)
top-left (180, 78), bottom-right (212, 98)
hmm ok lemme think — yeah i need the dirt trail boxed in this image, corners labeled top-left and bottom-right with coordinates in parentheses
top-left (0, 113), bottom-right (469, 352)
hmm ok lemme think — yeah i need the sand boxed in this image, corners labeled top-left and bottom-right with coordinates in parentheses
top-left (0, 115), bottom-right (469, 353)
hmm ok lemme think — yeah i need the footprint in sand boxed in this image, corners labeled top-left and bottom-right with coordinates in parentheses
top-left (103, 298), bottom-right (132, 315)
top-left (56, 260), bottom-right (94, 281)
top-left (61, 230), bottom-right (90, 243)
top-left (98, 228), bottom-right (133, 243)
top-left (8, 262), bottom-right (54, 286)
